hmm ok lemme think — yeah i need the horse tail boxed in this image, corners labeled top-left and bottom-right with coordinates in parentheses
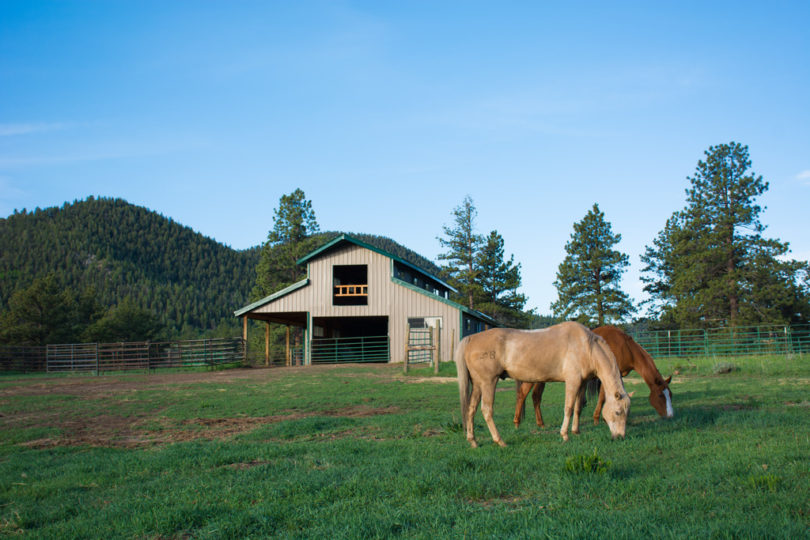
top-left (455, 336), bottom-right (471, 429)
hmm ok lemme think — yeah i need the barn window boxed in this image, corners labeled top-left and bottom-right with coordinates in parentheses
top-left (333, 265), bottom-right (368, 306)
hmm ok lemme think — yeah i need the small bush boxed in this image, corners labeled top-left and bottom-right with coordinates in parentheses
top-left (713, 362), bottom-right (738, 374)
top-left (564, 449), bottom-right (611, 475)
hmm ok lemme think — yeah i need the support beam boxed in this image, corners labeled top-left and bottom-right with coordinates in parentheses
top-left (265, 321), bottom-right (270, 367)
top-left (286, 325), bottom-right (291, 366)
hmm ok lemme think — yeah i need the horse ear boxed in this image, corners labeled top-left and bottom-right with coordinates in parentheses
top-left (665, 376), bottom-right (672, 385)
top-left (628, 391), bottom-right (635, 398)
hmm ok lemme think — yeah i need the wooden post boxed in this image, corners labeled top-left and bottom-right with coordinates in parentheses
top-left (450, 328), bottom-right (456, 364)
top-left (431, 326), bottom-right (437, 374)
top-left (242, 316), bottom-right (248, 364)
top-left (285, 325), bottom-right (291, 366)
top-left (434, 323), bottom-right (441, 374)
top-left (264, 321), bottom-right (270, 367)
top-left (404, 325), bottom-right (411, 373)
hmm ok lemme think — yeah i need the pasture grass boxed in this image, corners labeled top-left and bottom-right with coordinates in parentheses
top-left (1, 355), bottom-right (808, 538)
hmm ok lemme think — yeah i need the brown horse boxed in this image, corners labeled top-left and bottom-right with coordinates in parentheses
top-left (456, 321), bottom-right (631, 447)
top-left (514, 325), bottom-right (672, 429)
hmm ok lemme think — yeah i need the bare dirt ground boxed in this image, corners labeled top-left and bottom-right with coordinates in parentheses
top-left (0, 365), bottom-right (405, 449)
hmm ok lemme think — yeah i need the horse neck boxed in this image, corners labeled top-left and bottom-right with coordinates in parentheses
top-left (631, 344), bottom-right (665, 389)
top-left (593, 343), bottom-right (625, 395)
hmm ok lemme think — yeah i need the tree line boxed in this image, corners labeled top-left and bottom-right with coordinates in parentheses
top-left (552, 142), bottom-right (809, 328)
top-left (2, 141), bottom-right (806, 347)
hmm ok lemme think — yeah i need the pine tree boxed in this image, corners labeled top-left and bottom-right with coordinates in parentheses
top-left (437, 196), bottom-right (484, 309)
top-left (252, 189), bottom-right (320, 300)
top-left (552, 203), bottom-right (633, 326)
top-left (475, 230), bottom-right (529, 326)
top-left (641, 142), bottom-right (809, 327)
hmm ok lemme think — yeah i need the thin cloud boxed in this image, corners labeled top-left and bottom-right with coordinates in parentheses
top-left (796, 170), bottom-right (810, 184)
top-left (0, 123), bottom-right (67, 136)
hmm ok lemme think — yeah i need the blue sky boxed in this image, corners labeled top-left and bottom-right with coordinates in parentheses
top-left (2, 1), bottom-right (808, 314)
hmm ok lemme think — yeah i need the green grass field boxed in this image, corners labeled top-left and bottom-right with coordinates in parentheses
top-left (1, 355), bottom-right (808, 538)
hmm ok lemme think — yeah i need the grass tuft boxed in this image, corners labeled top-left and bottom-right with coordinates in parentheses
top-left (564, 448), bottom-right (612, 475)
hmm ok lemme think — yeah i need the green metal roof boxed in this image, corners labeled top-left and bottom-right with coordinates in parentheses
top-left (297, 233), bottom-right (457, 293)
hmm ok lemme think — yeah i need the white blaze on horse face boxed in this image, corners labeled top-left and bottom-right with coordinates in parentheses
top-left (663, 388), bottom-right (674, 417)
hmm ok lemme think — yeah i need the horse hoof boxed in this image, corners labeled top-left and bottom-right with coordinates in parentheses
top-left (572, 429), bottom-right (580, 435)
top-left (496, 440), bottom-right (507, 448)
top-left (468, 440), bottom-right (478, 448)
top-left (561, 434), bottom-right (569, 442)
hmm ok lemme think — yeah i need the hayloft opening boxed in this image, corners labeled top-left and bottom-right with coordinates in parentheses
top-left (333, 265), bottom-right (368, 306)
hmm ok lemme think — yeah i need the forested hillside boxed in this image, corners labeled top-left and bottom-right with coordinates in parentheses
top-left (0, 197), bottom-right (260, 338)
top-left (0, 197), bottom-right (447, 342)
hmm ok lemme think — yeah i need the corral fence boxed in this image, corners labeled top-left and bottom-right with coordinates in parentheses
top-left (311, 335), bottom-right (389, 364)
top-left (0, 337), bottom-right (245, 374)
top-left (628, 324), bottom-right (810, 358)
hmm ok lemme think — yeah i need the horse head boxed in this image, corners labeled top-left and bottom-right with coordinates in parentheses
top-left (603, 391), bottom-right (632, 439)
top-left (649, 375), bottom-right (674, 418)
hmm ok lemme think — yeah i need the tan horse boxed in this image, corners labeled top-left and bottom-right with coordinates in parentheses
top-left (456, 321), bottom-right (631, 448)
top-left (514, 325), bottom-right (672, 429)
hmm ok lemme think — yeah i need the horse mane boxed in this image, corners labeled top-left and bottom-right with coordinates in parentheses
top-left (585, 331), bottom-right (606, 399)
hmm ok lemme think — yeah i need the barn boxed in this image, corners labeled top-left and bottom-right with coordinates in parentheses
top-left (234, 234), bottom-right (496, 365)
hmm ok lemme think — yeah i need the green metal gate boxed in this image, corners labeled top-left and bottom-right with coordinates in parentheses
top-left (310, 335), bottom-right (390, 363)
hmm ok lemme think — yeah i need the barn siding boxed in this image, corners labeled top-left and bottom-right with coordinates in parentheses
top-left (250, 243), bottom-right (465, 363)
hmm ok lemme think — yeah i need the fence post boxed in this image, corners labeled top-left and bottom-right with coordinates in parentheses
top-left (404, 325), bottom-right (410, 373)
top-left (431, 326), bottom-right (437, 374)
top-left (450, 328), bottom-right (455, 364)
top-left (434, 324), bottom-right (441, 374)
top-left (704, 329), bottom-right (709, 356)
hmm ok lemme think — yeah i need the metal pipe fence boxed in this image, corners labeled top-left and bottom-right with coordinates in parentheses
top-left (0, 338), bottom-right (245, 374)
top-left (311, 335), bottom-right (389, 364)
top-left (628, 324), bottom-right (810, 358)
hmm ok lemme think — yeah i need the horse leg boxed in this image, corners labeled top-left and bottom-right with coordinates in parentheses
top-left (559, 381), bottom-right (581, 442)
top-left (465, 383), bottom-right (482, 448)
top-left (572, 383), bottom-right (586, 435)
top-left (531, 382), bottom-right (546, 427)
top-left (513, 381), bottom-right (533, 428)
top-left (593, 383), bottom-right (606, 425)
top-left (481, 379), bottom-right (507, 447)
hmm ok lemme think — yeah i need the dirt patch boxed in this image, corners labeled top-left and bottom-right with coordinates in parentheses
top-left (0, 364), bottom-right (401, 398)
top-left (10, 406), bottom-right (401, 449)
top-left (401, 376), bottom-right (456, 384)
top-left (1, 366), bottom-right (409, 449)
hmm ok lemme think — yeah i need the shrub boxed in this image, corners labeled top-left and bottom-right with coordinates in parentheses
top-left (713, 362), bottom-right (738, 374)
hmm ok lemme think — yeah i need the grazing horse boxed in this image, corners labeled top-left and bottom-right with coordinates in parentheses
top-left (514, 325), bottom-right (672, 429)
top-left (456, 321), bottom-right (631, 447)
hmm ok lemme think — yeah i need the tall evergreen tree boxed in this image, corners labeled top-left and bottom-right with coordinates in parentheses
top-left (437, 196), bottom-right (484, 309)
top-left (552, 203), bottom-right (633, 326)
top-left (641, 142), bottom-right (809, 327)
top-left (252, 189), bottom-right (320, 300)
top-left (475, 230), bottom-right (529, 326)
top-left (0, 275), bottom-right (81, 345)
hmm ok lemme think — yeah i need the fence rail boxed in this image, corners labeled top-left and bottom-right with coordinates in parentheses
top-left (1, 338), bottom-right (245, 374)
top-left (628, 324), bottom-right (810, 358)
